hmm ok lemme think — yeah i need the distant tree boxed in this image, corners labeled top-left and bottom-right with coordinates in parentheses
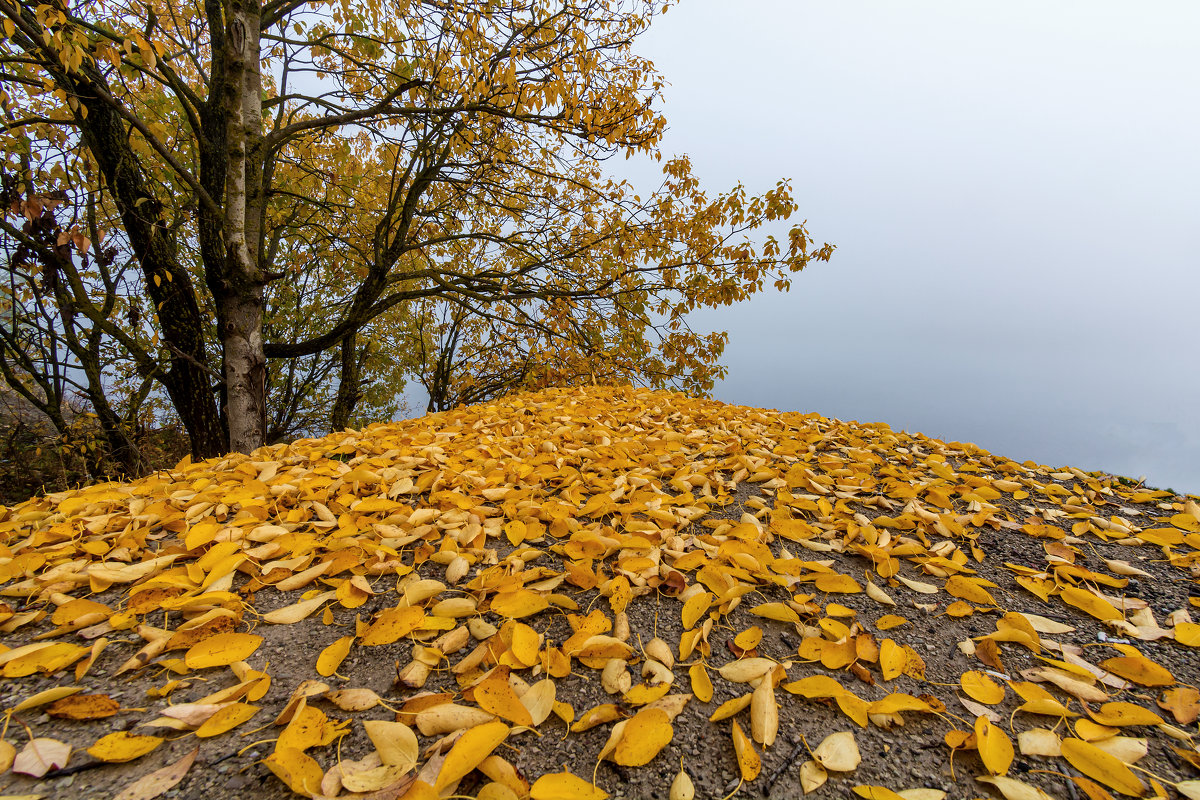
top-left (0, 0), bottom-right (832, 456)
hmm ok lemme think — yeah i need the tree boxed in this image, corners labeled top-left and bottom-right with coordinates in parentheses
top-left (1, 0), bottom-right (832, 457)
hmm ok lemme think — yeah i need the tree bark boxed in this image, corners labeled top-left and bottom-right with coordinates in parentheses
top-left (330, 332), bottom-right (361, 432)
top-left (218, 0), bottom-right (267, 453)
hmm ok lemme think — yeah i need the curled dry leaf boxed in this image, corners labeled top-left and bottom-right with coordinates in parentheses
top-left (1017, 728), bottom-right (1062, 757)
top-left (750, 676), bottom-right (778, 747)
top-left (813, 731), bottom-right (861, 772)
top-left (12, 737), bottom-right (71, 777)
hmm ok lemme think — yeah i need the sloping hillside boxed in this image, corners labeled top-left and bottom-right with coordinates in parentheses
top-left (1, 386), bottom-right (1198, 800)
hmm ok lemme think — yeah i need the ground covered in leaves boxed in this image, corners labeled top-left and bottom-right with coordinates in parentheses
top-left (1, 385), bottom-right (1200, 800)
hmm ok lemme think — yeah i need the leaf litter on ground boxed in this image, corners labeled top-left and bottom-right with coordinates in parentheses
top-left (0, 385), bottom-right (1198, 798)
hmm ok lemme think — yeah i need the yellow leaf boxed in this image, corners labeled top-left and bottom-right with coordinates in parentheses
top-left (477, 782), bottom-right (520, 800)
top-left (748, 602), bottom-right (800, 623)
top-left (360, 607), bottom-right (425, 646)
top-left (1010, 681), bottom-right (1076, 717)
top-left (876, 614), bottom-right (908, 630)
top-left (813, 730), bottom-right (861, 771)
top-left (521, 679), bottom-right (556, 725)
top-left (623, 683), bottom-right (670, 705)
top-left (750, 677), bottom-right (778, 746)
top-left (944, 575), bottom-right (996, 606)
top-left (570, 704), bottom-right (623, 732)
top-left (47, 693), bottom-right (120, 720)
top-left (316, 635), bottom-right (354, 677)
top-left (184, 633), bottom-right (263, 669)
top-left (670, 768), bottom-right (695, 800)
top-left (879, 639), bottom-right (905, 681)
top-left (731, 720), bottom-right (761, 781)
top-left (976, 775), bottom-right (1057, 800)
top-left (194, 703), bottom-right (258, 737)
top-left (960, 671), bottom-right (1006, 705)
top-left (895, 575), bottom-right (938, 594)
top-left (529, 771), bottom-right (609, 800)
top-left (734, 626), bottom-right (763, 651)
top-left (611, 707), bottom-right (673, 766)
top-left (113, 744), bottom-right (198, 800)
top-left (975, 715), bottom-right (1013, 776)
top-left (504, 520), bottom-right (527, 545)
top-left (782, 674), bottom-right (847, 698)
top-left (1169, 512), bottom-right (1200, 532)
top-left (1097, 655), bottom-right (1174, 687)
top-left (709, 694), bottom-right (752, 722)
top-left (682, 592), bottom-right (713, 629)
top-left (474, 668), bottom-right (534, 726)
top-left (1178, 781), bottom-right (1200, 800)
top-left (326, 688), bottom-right (384, 711)
top-left (363, 720), bottom-right (419, 771)
top-left (264, 746), bottom-right (324, 796)
top-left (1088, 702), bottom-right (1163, 727)
top-left (490, 590), bottom-right (549, 619)
top-left (852, 787), bottom-right (906, 800)
top-left (87, 732), bottom-right (163, 762)
top-left (815, 573), bottom-right (862, 593)
top-left (12, 686), bottom-right (84, 713)
top-left (689, 663), bottom-right (713, 703)
top-left (1, 642), bottom-right (89, 677)
top-left (435, 720), bottom-right (508, 790)
top-left (278, 705), bottom-right (344, 750)
top-left (262, 590), bottom-right (335, 624)
top-left (800, 760), bottom-right (827, 793)
top-left (509, 622), bottom-right (541, 667)
top-left (1059, 586), bottom-right (1123, 622)
top-left (1176, 622), bottom-right (1200, 647)
top-left (1017, 728), bottom-right (1062, 757)
top-left (608, 575), bottom-right (631, 614)
top-left (867, 694), bottom-right (932, 715)
top-left (1060, 738), bottom-right (1145, 796)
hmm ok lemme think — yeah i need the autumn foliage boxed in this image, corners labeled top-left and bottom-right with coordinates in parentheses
top-left (0, 0), bottom-right (832, 463)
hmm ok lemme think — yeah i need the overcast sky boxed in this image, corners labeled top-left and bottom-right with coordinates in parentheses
top-left (620, 0), bottom-right (1200, 493)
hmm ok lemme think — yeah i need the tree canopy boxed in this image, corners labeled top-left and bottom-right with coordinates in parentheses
top-left (0, 0), bottom-right (832, 471)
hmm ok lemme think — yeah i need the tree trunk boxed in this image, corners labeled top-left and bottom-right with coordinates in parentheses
top-left (219, 0), bottom-right (267, 453)
top-left (220, 289), bottom-right (266, 453)
top-left (32, 41), bottom-right (228, 460)
top-left (330, 332), bottom-right (361, 431)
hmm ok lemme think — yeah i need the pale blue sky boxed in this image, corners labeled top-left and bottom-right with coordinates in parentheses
top-left (621, 0), bottom-right (1200, 492)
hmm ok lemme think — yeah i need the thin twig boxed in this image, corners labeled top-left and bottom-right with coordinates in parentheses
top-left (765, 737), bottom-right (808, 793)
top-left (161, 341), bottom-right (225, 385)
